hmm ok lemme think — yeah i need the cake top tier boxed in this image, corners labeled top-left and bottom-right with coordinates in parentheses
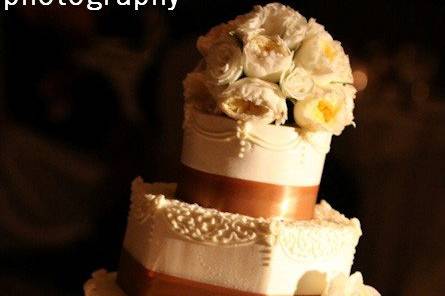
top-left (184, 2), bottom-right (357, 136)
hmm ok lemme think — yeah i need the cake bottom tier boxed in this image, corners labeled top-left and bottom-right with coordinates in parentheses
top-left (84, 269), bottom-right (320, 296)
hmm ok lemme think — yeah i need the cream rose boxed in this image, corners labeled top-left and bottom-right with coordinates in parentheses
top-left (243, 35), bottom-right (293, 82)
top-left (293, 86), bottom-right (354, 135)
top-left (197, 23), bottom-right (235, 56)
top-left (229, 7), bottom-right (265, 42)
top-left (280, 65), bottom-right (315, 100)
top-left (233, 3), bottom-right (307, 49)
top-left (218, 77), bottom-right (287, 124)
top-left (183, 71), bottom-right (217, 112)
top-left (294, 30), bottom-right (353, 84)
top-left (313, 54), bottom-right (354, 88)
top-left (322, 272), bottom-right (381, 296)
top-left (205, 37), bottom-right (243, 85)
top-left (305, 18), bottom-right (326, 39)
top-left (341, 83), bottom-right (357, 101)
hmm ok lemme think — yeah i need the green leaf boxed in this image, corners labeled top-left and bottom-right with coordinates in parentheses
top-left (330, 81), bottom-right (354, 86)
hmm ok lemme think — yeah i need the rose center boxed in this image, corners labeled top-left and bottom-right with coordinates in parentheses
top-left (322, 42), bottom-right (336, 62)
top-left (254, 37), bottom-right (283, 57)
top-left (316, 100), bottom-right (336, 123)
top-left (229, 98), bottom-right (269, 116)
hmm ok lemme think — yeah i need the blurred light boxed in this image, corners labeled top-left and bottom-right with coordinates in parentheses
top-left (411, 81), bottom-right (429, 101)
top-left (353, 70), bottom-right (368, 91)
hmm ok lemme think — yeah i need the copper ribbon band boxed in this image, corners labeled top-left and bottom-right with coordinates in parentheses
top-left (175, 165), bottom-right (319, 220)
top-left (117, 249), bottom-right (319, 296)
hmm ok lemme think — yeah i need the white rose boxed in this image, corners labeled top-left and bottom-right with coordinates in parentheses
top-left (205, 79), bottom-right (228, 101)
top-left (233, 3), bottom-right (307, 49)
top-left (294, 30), bottom-right (353, 84)
top-left (243, 35), bottom-right (293, 82)
top-left (305, 18), bottom-right (326, 39)
top-left (218, 77), bottom-right (288, 124)
top-left (280, 65), bottom-right (315, 100)
top-left (229, 7), bottom-right (265, 42)
top-left (313, 54), bottom-right (354, 89)
top-left (205, 37), bottom-right (243, 85)
top-left (293, 86), bottom-right (354, 135)
top-left (341, 83), bottom-right (357, 101)
top-left (197, 23), bottom-right (235, 56)
top-left (183, 71), bottom-right (217, 112)
top-left (322, 272), bottom-right (381, 296)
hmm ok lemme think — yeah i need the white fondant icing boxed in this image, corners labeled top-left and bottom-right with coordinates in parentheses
top-left (122, 180), bottom-right (361, 295)
top-left (182, 106), bottom-right (332, 186)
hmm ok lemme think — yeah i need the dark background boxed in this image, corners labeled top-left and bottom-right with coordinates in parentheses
top-left (0, 1), bottom-right (444, 295)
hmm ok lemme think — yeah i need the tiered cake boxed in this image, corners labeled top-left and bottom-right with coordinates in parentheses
top-left (84, 3), bottom-right (379, 296)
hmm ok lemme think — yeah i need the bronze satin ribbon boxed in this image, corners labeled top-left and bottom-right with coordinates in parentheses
top-left (175, 165), bottom-right (319, 220)
top-left (117, 249), bottom-right (319, 296)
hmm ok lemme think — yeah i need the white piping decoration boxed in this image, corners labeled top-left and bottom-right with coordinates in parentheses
top-left (184, 106), bottom-right (331, 157)
top-left (129, 182), bottom-right (362, 263)
top-left (191, 114), bottom-right (237, 142)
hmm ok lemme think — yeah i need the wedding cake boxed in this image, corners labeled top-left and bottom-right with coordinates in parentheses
top-left (84, 3), bottom-right (380, 296)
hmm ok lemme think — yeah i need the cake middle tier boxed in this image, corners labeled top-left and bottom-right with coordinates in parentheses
top-left (118, 179), bottom-right (362, 296)
top-left (178, 106), bottom-right (332, 220)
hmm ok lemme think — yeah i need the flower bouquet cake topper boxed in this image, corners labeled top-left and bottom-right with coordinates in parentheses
top-left (184, 2), bottom-right (357, 136)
